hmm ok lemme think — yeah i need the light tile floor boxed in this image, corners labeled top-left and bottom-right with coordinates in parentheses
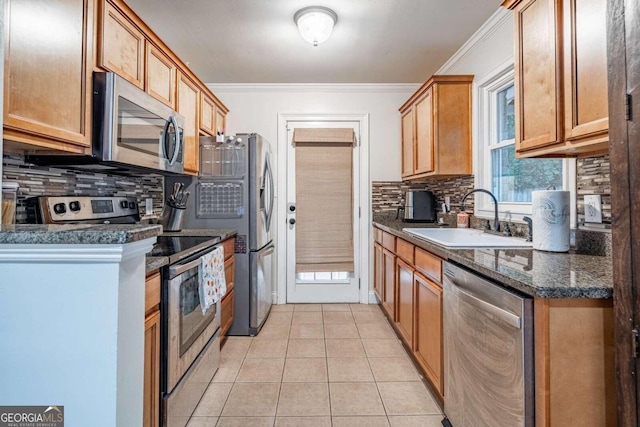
top-left (188, 303), bottom-right (444, 427)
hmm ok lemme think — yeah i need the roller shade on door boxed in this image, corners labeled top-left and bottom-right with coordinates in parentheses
top-left (294, 128), bottom-right (355, 273)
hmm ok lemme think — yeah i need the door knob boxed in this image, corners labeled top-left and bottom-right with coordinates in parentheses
top-left (289, 218), bottom-right (296, 225)
top-left (289, 205), bottom-right (296, 212)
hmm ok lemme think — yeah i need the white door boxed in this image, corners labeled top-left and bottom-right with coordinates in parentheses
top-left (285, 120), bottom-right (360, 303)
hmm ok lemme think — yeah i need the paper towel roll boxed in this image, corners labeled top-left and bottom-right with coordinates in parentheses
top-left (532, 190), bottom-right (570, 252)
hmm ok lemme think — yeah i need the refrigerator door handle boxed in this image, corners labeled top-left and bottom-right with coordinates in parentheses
top-left (259, 162), bottom-right (268, 233)
top-left (265, 154), bottom-right (275, 233)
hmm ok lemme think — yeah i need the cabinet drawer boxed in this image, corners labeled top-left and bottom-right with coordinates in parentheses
top-left (414, 248), bottom-right (442, 283)
top-left (221, 289), bottom-right (235, 336)
top-left (374, 228), bottom-right (383, 244)
top-left (224, 256), bottom-right (235, 294)
top-left (396, 239), bottom-right (414, 264)
top-left (222, 238), bottom-right (235, 260)
top-left (145, 271), bottom-right (161, 315)
top-left (382, 232), bottom-right (396, 252)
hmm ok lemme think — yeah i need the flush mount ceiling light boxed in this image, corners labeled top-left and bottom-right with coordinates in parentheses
top-left (294, 6), bottom-right (338, 47)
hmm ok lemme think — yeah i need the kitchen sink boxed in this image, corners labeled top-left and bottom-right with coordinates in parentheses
top-left (403, 228), bottom-right (533, 248)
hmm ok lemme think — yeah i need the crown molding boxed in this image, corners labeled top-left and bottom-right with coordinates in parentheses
top-left (436, 7), bottom-right (512, 74)
top-left (206, 83), bottom-right (421, 94)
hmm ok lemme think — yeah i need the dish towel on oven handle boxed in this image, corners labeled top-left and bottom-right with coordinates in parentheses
top-left (199, 245), bottom-right (226, 314)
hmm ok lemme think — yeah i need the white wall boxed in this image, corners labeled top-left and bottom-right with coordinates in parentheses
top-left (436, 9), bottom-right (513, 80)
top-left (207, 85), bottom-right (419, 182)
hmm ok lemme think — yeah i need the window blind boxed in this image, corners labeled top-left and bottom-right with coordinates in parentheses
top-left (293, 128), bottom-right (355, 273)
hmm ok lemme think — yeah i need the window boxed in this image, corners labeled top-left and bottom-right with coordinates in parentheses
top-left (476, 63), bottom-right (575, 225)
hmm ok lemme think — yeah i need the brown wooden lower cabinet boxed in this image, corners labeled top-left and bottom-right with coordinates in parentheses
top-left (221, 238), bottom-right (236, 338)
top-left (143, 310), bottom-right (160, 427)
top-left (534, 298), bottom-right (616, 427)
top-left (381, 248), bottom-right (396, 320)
top-left (221, 289), bottom-right (235, 337)
top-left (413, 272), bottom-right (444, 398)
top-left (373, 243), bottom-right (384, 300)
top-left (395, 258), bottom-right (414, 346)
top-left (373, 227), bottom-right (614, 420)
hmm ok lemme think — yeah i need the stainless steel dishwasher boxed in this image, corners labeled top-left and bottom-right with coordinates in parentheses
top-left (442, 261), bottom-right (534, 427)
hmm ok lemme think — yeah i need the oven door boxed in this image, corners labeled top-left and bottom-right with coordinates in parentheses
top-left (165, 249), bottom-right (221, 393)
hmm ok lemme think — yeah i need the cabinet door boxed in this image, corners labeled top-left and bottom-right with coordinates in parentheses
top-left (513, 0), bottom-right (563, 153)
top-left (395, 258), bottom-right (414, 346)
top-left (215, 108), bottom-right (226, 135)
top-left (563, 0), bottom-right (608, 144)
top-left (99, 1), bottom-right (145, 88)
top-left (224, 256), bottom-right (235, 294)
top-left (145, 42), bottom-right (175, 108)
top-left (414, 89), bottom-right (435, 175)
top-left (221, 289), bottom-right (235, 336)
top-left (199, 94), bottom-right (215, 135)
top-left (414, 272), bottom-right (443, 396)
top-left (4, 0), bottom-right (94, 149)
top-left (401, 108), bottom-right (415, 178)
top-left (374, 243), bottom-right (384, 301)
top-left (176, 72), bottom-right (200, 175)
top-left (144, 310), bottom-right (160, 427)
top-left (382, 249), bottom-right (396, 320)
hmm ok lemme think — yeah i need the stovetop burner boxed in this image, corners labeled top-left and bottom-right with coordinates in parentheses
top-left (150, 236), bottom-right (221, 264)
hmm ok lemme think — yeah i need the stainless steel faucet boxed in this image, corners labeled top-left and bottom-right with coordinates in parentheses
top-left (461, 189), bottom-right (500, 233)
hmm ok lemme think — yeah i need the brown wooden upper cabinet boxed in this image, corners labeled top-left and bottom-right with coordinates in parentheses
top-left (3, 0), bottom-right (229, 158)
top-left (215, 108), bottom-right (226, 135)
top-left (503, 0), bottom-right (609, 157)
top-left (401, 108), bottom-right (415, 178)
top-left (177, 72), bottom-right (200, 175)
top-left (145, 41), bottom-right (176, 108)
top-left (399, 75), bottom-right (473, 180)
top-left (3, 0), bottom-right (95, 153)
top-left (199, 94), bottom-right (216, 136)
top-left (99, 0), bottom-right (145, 88)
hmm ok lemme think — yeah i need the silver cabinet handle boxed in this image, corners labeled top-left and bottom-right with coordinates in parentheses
top-left (456, 286), bottom-right (521, 329)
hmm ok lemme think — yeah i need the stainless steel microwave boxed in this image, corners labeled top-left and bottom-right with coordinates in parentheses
top-left (28, 72), bottom-right (185, 175)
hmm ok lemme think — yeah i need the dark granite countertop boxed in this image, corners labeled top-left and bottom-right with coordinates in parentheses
top-left (162, 228), bottom-right (237, 240)
top-left (0, 224), bottom-right (162, 245)
top-left (146, 256), bottom-right (169, 273)
top-left (144, 229), bottom-right (237, 274)
top-left (373, 218), bottom-right (613, 299)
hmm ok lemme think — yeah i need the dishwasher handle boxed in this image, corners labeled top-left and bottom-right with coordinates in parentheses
top-left (456, 286), bottom-right (522, 329)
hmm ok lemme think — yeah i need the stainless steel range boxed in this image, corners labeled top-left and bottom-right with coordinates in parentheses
top-left (25, 196), bottom-right (222, 427)
top-left (153, 236), bottom-right (222, 427)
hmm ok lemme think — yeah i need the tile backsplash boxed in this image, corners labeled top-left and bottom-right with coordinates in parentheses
top-left (372, 176), bottom-right (475, 215)
top-left (2, 153), bottom-right (164, 223)
top-left (372, 154), bottom-right (612, 255)
top-left (373, 154), bottom-right (612, 225)
top-left (576, 154), bottom-right (611, 224)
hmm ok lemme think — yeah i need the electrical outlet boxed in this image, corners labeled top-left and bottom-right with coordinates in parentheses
top-left (145, 198), bottom-right (153, 215)
top-left (584, 194), bottom-right (603, 223)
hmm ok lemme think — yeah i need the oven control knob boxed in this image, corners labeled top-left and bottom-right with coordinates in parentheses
top-left (120, 200), bottom-right (129, 209)
top-left (69, 201), bottom-right (81, 212)
top-left (53, 203), bottom-right (67, 215)
top-left (128, 201), bottom-right (136, 209)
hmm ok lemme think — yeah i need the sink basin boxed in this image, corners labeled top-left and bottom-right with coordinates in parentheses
top-left (403, 228), bottom-right (533, 248)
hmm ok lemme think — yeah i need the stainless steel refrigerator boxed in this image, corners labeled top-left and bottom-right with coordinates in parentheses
top-left (166, 133), bottom-right (275, 335)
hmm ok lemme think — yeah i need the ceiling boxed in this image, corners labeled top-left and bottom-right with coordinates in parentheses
top-left (126, 0), bottom-right (502, 84)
